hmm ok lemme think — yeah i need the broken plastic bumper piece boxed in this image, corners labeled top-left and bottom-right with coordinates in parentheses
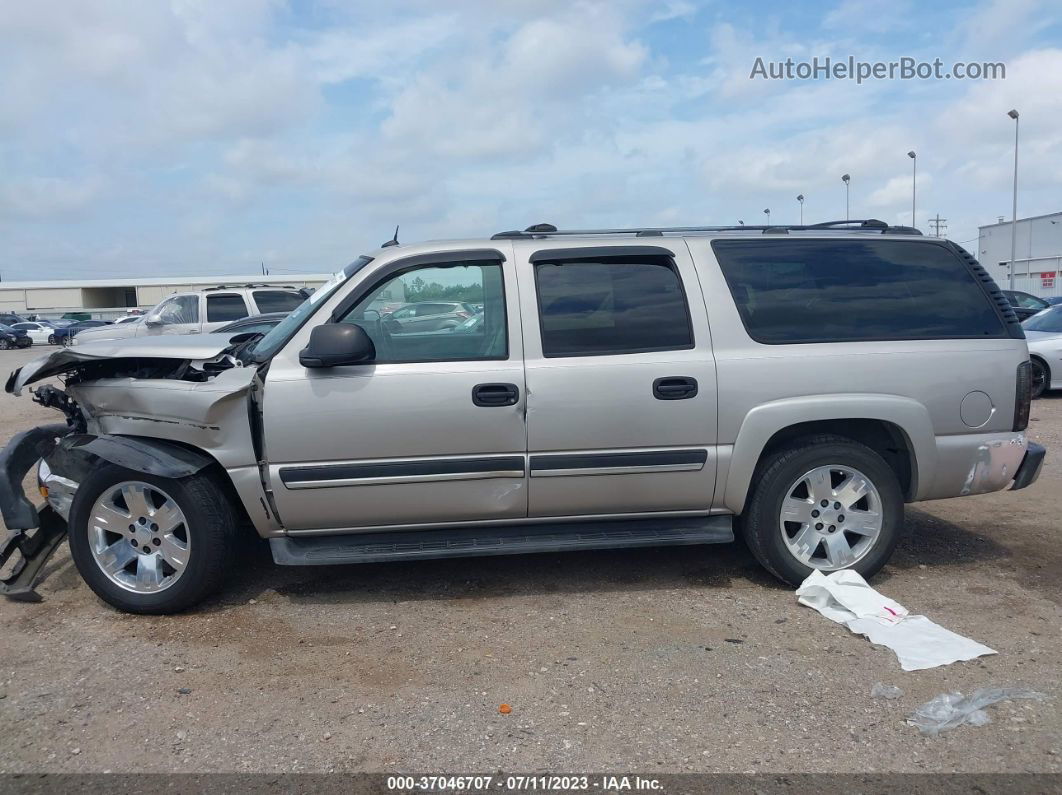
top-left (0, 424), bottom-right (71, 602)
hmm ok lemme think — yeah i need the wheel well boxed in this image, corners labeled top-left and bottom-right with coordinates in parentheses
top-left (759, 418), bottom-right (916, 500)
top-left (1030, 354), bottom-right (1050, 378)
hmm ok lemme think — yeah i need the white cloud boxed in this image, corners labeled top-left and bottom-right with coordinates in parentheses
top-left (0, 177), bottom-right (102, 219)
top-left (0, 0), bottom-right (1060, 275)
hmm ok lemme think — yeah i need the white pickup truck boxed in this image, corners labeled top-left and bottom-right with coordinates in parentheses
top-left (71, 284), bottom-right (306, 345)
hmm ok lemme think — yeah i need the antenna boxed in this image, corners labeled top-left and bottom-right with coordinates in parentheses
top-left (382, 225), bottom-right (400, 248)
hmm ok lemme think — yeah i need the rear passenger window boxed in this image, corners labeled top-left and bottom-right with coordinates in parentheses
top-left (252, 290), bottom-right (304, 314)
top-left (534, 256), bottom-right (693, 357)
top-left (712, 239), bottom-right (1006, 344)
top-left (206, 294), bottom-right (248, 322)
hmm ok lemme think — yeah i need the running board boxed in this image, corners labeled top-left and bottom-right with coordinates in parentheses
top-left (269, 516), bottom-right (733, 566)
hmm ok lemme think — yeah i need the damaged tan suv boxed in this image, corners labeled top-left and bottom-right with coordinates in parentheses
top-left (0, 220), bottom-right (1046, 613)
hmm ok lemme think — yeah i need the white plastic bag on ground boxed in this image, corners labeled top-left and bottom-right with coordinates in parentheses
top-left (907, 688), bottom-right (1047, 735)
top-left (795, 569), bottom-right (996, 671)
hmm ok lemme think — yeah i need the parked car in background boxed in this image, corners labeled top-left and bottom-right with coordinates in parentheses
top-left (71, 285), bottom-right (307, 346)
top-left (381, 301), bottom-right (477, 333)
top-left (216, 312), bottom-right (288, 336)
top-left (1003, 289), bottom-right (1051, 320)
top-left (51, 320), bottom-right (111, 346)
top-left (1044, 296), bottom-right (1062, 306)
top-left (10, 321), bottom-right (57, 345)
top-left (0, 324), bottom-right (32, 350)
top-left (1023, 305), bottom-right (1062, 398)
top-left (0, 313), bottom-right (27, 327)
top-left (0, 221), bottom-right (1045, 613)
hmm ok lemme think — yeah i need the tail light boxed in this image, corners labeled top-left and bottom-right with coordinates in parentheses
top-left (1014, 360), bottom-right (1032, 431)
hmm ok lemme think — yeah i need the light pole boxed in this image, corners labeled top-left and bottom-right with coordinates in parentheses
top-left (907, 151), bottom-right (916, 227)
top-left (797, 194), bottom-right (805, 225)
top-left (763, 208), bottom-right (771, 225)
top-left (1008, 109), bottom-right (1019, 289)
top-left (841, 174), bottom-right (850, 220)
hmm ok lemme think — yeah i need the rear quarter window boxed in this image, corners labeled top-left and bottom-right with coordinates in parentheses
top-left (711, 239), bottom-right (1006, 344)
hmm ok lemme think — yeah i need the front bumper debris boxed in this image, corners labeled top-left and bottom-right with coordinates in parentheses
top-left (0, 423), bottom-right (71, 602)
top-left (1011, 442), bottom-right (1046, 491)
top-left (0, 507), bottom-right (67, 602)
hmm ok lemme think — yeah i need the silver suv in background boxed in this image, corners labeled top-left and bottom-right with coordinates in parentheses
top-left (382, 301), bottom-right (477, 333)
top-left (71, 284), bottom-right (306, 345)
top-left (0, 220), bottom-right (1045, 613)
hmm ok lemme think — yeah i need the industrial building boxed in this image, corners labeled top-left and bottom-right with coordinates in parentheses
top-left (979, 211), bottom-right (1062, 298)
top-left (0, 274), bottom-right (330, 320)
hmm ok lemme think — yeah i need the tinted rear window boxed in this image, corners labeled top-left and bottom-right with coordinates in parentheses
top-left (534, 256), bottom-right (694, 357)
top-left (711, 239), bottom-right (1005, 344)
top-left (206, 294), bottom-right (249, 322)
top-left (252, 290), bottom-right (304, 314)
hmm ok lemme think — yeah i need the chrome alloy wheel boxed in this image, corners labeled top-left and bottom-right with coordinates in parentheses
top-left (88, 481), bottom-right (190, 593)
top-left (778, 465), bottom-right (883, 570)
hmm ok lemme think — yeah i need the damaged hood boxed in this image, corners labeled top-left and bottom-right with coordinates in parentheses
top-left (5, 334), bottom-right (242, 395)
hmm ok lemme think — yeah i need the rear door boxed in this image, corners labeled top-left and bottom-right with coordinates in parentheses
top-left (515, 243), bottom-right (718, 517)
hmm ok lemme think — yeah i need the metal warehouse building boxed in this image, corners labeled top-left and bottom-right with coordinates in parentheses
top-left (979, 211), bottom-right (1062, 298)
top-left (0, 274), bottom-right (330, 319)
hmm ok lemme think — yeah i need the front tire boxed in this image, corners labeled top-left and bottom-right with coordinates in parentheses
top-left (740, 435), bottom-right (903, 587)
top-left (68, 464), bottom-right (239, 614)
top-left (0, 338), bottom-right (9, 350)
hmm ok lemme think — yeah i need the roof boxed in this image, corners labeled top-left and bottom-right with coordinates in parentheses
top-left (0, 274), bottom-right (331, 290)
top-left (979, 210), bottom-right (1062, 231)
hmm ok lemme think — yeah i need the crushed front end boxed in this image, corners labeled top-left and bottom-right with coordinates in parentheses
top-left (1, 336), bottom-right (264, 601)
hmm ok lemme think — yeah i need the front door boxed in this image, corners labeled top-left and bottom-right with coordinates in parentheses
top-left (140, 295), bottom-right (201, 337)
top-left (263, 251), bottom-right (527, 531)
top-left (515, 243), bottom-right (718, 517)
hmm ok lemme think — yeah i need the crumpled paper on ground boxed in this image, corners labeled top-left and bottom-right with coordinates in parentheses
top-left (907, 688), bottom-right (1046, 735)
top-left (795, 569), bottom-right (996, 671)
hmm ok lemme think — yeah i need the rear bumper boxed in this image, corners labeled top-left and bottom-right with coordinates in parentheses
top-left (1011, 442), bottom-right (1046, 491)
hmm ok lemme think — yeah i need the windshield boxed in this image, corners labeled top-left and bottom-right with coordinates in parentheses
top-left (249, 256), bottom-right (373, 362)
top-left (1023, 306), bottom-right (1062, 333)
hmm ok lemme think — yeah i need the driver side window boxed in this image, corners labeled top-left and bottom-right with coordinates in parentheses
top-left (338, 261), bottom-right (507, 363)
top-left (156, 295), bottom-right (199, 325)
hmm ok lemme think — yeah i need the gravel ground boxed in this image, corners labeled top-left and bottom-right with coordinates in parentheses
top-left (0, 344), bottom-right (1059, 774)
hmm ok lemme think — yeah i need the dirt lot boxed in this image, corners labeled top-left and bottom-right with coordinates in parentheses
top-left (0, 343), bottom-right (1059, 774)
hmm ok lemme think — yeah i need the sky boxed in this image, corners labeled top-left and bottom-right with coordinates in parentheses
top-left (1, 0), bottom-right (1061, 279)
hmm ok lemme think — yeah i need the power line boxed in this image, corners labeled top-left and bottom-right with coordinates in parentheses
top-left (930, 212), bottom-right (947, 237)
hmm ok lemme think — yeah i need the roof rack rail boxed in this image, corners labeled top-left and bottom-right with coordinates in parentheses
top-left (490, 219), bottom-right (922, 239)
top-left (204, 283), bottom-right (299, 291)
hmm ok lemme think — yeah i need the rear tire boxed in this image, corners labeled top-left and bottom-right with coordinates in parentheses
top-left (0, 338), bottom-right (9, 350)
top-left (740, 435), bottom-right (903, 587)
top-left (68, 464), bottom-right (239, 614)
top-left (47, 334), bottom-right (56, 345)
top-left (1031, 358), bottom-right (1049, 399)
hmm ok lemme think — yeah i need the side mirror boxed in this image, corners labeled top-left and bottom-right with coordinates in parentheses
top-left (299, 323), bottom-right (375, 368)
top-left (143, 313), bottom-right (163, 326)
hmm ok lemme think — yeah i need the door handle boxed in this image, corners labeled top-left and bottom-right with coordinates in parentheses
top-left (653, 376), bottom-right (698, 400)
top-left (472, 383), bottom-right (520, 407)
